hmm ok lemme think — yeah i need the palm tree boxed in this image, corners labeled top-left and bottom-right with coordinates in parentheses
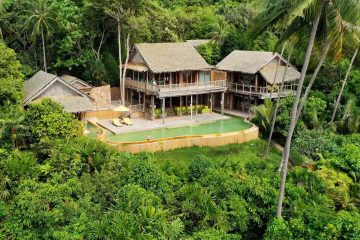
top-left (249, 0), bottom-right (360, 218)
top-left (265, 46), bottom-right (293, 157)
top-left (102, 0), bottom-right (143, 105)
top-left (23, 0), bottom-right (57, 72)
top-left (330, 47), bottom-right (359, 124)
top-left (210, 17), bottom-right (229, 45)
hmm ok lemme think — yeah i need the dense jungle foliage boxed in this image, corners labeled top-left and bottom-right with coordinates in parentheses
top-left (1, 0), bottom-right (360, 239)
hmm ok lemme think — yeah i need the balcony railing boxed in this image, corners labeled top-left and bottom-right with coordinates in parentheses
top-left (126, 78), bottom-right (227, 93)
top-left (228, 82), bottom-right (297, 98)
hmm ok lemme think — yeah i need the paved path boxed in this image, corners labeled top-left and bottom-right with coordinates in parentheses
top-left (96, 113), bottom-right (230, 134)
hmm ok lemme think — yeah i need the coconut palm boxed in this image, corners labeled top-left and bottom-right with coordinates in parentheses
top-left (102, 0), bottom-right (143, 105)
top-left (210, 17), bottom-right (229, 45)
top-left (23, 0), bottom-right (57, 72)
top-left (249, 0), bottom-right (360, 218)
top-left (330, 47), bottom-right (359, 124)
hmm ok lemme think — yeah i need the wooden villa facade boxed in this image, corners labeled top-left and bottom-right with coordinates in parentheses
top-left (217, 50), bottom-right (300, 111)
top-left (124, 43), bottom-right (227, 121)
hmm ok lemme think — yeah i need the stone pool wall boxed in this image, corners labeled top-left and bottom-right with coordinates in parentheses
top-left (105, 125), bottom-right (259, 153)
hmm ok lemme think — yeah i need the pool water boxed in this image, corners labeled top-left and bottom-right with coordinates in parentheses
top-left (92, 117), bottom-right (252, 143)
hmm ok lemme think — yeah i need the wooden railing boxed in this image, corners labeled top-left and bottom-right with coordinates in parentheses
top-left (126, 78), bottom-right (227, 92)
top-left (228, 82), bottom-right (297, 96)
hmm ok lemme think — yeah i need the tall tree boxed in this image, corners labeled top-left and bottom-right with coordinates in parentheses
top-left (23, 0), bottom-right (57, 72)
top-left (265, 46), bottom-right (293, 158)
top-left (249, 0), bottom-right (360, 218)
top-left (330, 47), bottom-right (359, 124)
top-left (102, 0), bottom-right (143, 105)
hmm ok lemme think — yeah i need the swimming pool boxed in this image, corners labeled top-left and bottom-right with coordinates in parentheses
top-left (88, 117), bottom-right (252, 143)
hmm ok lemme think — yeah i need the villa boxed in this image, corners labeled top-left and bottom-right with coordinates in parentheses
top-left (124, 42), bottom-right (227, 121)
top-left (217, 50), bottom-right (300, 112)
top-left (23, 44), bottom-right (301, 152)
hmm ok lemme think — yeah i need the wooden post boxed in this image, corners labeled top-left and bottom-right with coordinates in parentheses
top-left (221, 91), bottom-right (225, 116)
top-left (138, 91), bottom-right (141, 105)
top-left (229, 93), bottom-right (234, 110)
top-left (151, 95), bottom-right (155, 121)
top-left (170, 72), bottom-right (172, 90)
top-left (180, 96), bottom-right (183, 116)
top-left (130, 89), bottom-right (133, 105)
top-left (162, 98), bottom-right (165, 125)
top-left (196, 94), bottom-right (198, 115)
top-left (170, 97), bottom-right (172, 108)
top-left (143, 92), bottom-right (146, 112)
top-left (190, 95), bottom-right (193, 121)
top-left (210, 93), bottom-right (213, 113)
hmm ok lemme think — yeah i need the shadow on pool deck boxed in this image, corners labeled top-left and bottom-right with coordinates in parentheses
top-left (96, 113), bottom-right (231, 134)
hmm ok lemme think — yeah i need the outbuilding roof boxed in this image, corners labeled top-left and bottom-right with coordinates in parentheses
top-left (133, 42), bottom-right (211, 73)
top-left (61, 74), bottom-right (94, 89)
top-left (217, 50), bottom-right (291, 74)
top-left (260, 64), bottom-right (301, 84)
top-left (23, 71), bottom-right (94, 112)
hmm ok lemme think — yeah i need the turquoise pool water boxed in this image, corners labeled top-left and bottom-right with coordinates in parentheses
top-left (88, 117), bottom-right (252, 143)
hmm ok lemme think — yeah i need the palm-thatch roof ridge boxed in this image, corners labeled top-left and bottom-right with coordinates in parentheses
top-left (134, 42), bottom-right (212, 73)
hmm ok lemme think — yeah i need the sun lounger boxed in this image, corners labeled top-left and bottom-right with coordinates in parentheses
top-left (123, 117), bottom-right (133, 126)
top-left (112, 118), bottom-right (123, 127)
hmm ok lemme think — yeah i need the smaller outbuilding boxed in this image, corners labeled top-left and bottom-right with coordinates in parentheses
top-left (23, 71), bottom-right (94, 116)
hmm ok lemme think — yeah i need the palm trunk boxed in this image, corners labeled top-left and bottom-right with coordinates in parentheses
top-left (330, 47), bottom-right (359, 124)
top-left (276, 5), bottom-right (323, 218)
top-left (122, 33), bottom-right (131, 105)
top-left (269, 44), bottom-right (287, 99)
top-left (296, 43), bottom-right (330, 122)
top-left (41, 26), bottom-right (47, 72)
top-left (117, 21), bottom-right (124, 105)
top-left (265, 47), bottom-right (293, 157)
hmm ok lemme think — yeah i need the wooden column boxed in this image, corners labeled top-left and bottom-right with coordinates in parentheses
top-left (190, 95), bottom-right (193, 121)
top-left (210, 93), bottom-right (213, 113)
top-left (130, 89), bottom-right (133, 105)
top-left (151, 95), bottom-right (155, 121)
top-left (162, 98), bottom-right (165, 125)
top-left (196, 95), bottom-right (199, 115)
top-left (229, 93), bottom-right (234, 110)
top-left (138, 91), bottom-right (141, 105)
top-left (180, 96), bottom-right (182, 117)
top-left (221, 92), bottom-right (225, 116)
top-left (143, 92), bottom-right (146, 112)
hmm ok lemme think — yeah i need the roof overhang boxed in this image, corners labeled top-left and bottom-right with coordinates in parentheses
top-left (259, 65), bottom-right (300, 84)
top-left (123, 63), bottom-right (149, 72)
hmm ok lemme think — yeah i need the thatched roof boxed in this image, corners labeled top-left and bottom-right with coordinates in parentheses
top-left (134, 43), bottom-right (211, 73)
top-left (47, 96), bottom-right (94, 113)
top-left (61, 74), bottom-right (93, 89)
top-left (24, 71), bottom-right (94, 112)
top-left (186, 39), bottom-right (212, 47)
top-left (124, 63), bottom-right (149, 72)
top-left (23, 71), bottom-right (57, 104)
top-left (260, 64), bottom-right (301, 84)
top-left (217, 50), bottom-right (290, 74)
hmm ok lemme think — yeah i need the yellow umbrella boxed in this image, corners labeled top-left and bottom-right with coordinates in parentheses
top-left (113, 105), bottom-right (130, 112)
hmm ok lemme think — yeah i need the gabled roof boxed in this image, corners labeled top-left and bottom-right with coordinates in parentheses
top-left (132, 43), bottom-right (211, 73)
top-left (216, 50), bottom-right (290, 74)
top-left (35, 96), bottom-right (94, 113)
top-left (23, 71), bottom-right (93, 107)
top-left (61, 74), bottom-right (93, 89)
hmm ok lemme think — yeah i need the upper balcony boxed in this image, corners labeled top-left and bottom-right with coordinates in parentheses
top-left (228, 82), bottom-right (297, 99)
top-left (126, 78), bottom-right (227, 98)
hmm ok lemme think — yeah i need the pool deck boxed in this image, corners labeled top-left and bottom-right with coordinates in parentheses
top-left (95, 113), bottom-right (230, 134)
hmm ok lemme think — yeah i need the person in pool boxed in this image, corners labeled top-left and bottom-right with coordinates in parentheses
top-left (146, 133), bottom-right (152, 141)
